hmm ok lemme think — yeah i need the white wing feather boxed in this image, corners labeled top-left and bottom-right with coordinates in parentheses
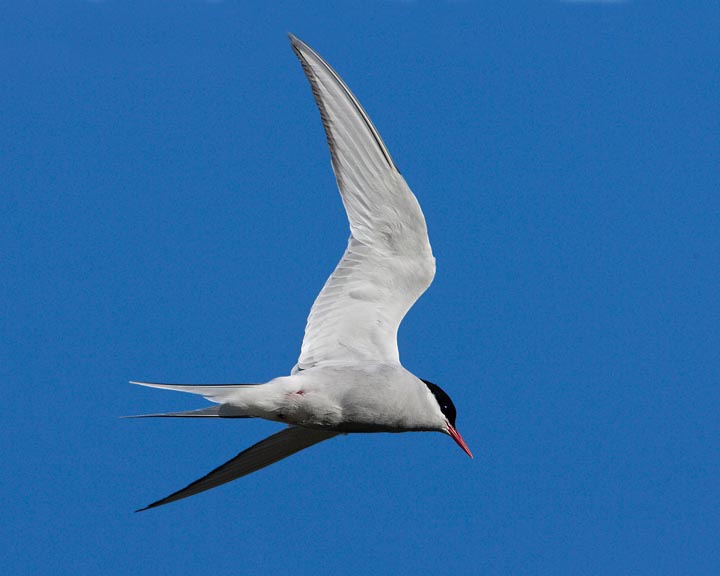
top-left (289, 35), bottom-right (435, 372)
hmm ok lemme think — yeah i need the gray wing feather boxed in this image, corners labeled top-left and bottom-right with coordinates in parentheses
top-left (137, 426), bottom-right (339, 511)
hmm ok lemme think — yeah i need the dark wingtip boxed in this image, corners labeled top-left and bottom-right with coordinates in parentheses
top-left (135, 500), bottom-right (161, 513)
top-left (287, 32), bottom-right (304, 50)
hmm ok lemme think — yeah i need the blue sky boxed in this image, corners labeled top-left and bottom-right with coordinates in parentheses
top-left (2, 1), bottom-right (718, 574)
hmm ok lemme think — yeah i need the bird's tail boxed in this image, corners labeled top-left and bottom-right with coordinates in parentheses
top-left (126, 381), bottom-right (258, 418)
top-left (122, 406), bottom-right (249, 418)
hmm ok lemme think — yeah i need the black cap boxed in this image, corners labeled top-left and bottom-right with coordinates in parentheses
top-left (422, 380), bottom-right (457, 428)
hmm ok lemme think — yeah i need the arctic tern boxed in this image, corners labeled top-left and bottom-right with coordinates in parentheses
top-left (131, 33), bottom-right (472, 511)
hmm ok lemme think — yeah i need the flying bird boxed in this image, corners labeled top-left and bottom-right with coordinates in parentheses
top-left (130, 33), bottom-right (472, 512)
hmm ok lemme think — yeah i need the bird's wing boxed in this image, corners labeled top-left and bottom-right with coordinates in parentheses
top-left (137, 426), bottom-right (339, 511)
top-left (289, 34), bottom-right (435, 372)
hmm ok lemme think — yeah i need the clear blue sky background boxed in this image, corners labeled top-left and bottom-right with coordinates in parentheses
top-left (2, 1), bottom-right (718, 574)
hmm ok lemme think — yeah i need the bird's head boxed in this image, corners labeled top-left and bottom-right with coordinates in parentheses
top-left (422, 380), bottom-right (473, 458)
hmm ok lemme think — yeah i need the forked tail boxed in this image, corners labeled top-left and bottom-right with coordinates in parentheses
top-left (126, 381), bottom-right (258, 418)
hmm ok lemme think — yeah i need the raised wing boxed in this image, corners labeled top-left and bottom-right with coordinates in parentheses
top-left (137, 426), bottom-right (339, 511)
top-left (289, 34), bottom-right (435, 372)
